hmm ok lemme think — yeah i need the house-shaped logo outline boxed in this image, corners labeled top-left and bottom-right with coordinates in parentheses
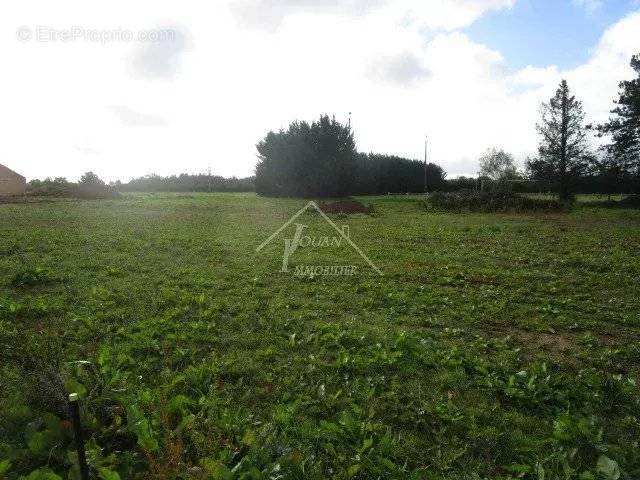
top-left (256, 201), bottom-right (383, 276)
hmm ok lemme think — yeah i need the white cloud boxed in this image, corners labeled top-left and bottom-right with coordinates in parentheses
top-left (573, 0), bottom-right (604, 14)
top-left (126, 24), bottom-right (192, 80)
top-left (230, 0), bottom-right (383, 31)
top-left (367, 52), bottom-right (431, 86)
top-left (0, 1), bottom-right (638, 181)
top-left (230, 0), bottom-right (514, 31)
top-left (510, 11), bottom-right (640, 136)
top-left (110, 106), bottom-right (169, 126)
top-left (385, 0), bottom-right (516, 30)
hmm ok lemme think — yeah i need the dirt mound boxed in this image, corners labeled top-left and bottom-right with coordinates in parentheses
top-left (319, 200), bottom-right (371, 214)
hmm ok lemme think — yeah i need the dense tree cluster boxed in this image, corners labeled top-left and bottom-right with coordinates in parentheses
top-left (255, 115), bottom-right (445, 197)
top-left (353, 153), bottom-right (445, 195)
top-left (255, 115), bottom-right (357, 197)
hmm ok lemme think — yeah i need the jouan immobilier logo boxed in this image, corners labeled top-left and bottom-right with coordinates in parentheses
top-left (256, 201), bottom-right (383, 277)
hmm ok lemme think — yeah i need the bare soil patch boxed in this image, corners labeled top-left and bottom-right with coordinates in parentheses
top-left (517, 330), bottom-right (577, 355)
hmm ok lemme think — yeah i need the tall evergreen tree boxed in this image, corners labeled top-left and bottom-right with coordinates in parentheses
top-left (255, 115), bottom-right (357, 198)
top-left (530, 80), bottom-right (591, 202)
top-left (596, 53), bottom-right (640, 187)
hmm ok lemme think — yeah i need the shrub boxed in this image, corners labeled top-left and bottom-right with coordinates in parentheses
top-left (26, 178), bottom-right (75, 197)
top-left (425, 190), bottom-right (564, 213)
top-left (27, 175), bottom-right (121, 200)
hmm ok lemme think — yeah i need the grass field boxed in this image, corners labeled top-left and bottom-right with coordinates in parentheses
top-left (2, 193), bottom-right (640, 479)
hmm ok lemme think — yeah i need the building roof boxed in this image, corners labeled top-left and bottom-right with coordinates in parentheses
top-left (0, 164), bottom-right (25, 180)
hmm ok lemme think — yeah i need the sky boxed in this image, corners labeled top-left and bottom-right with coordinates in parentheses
top-left (2, 0), bottom-right (640, 182)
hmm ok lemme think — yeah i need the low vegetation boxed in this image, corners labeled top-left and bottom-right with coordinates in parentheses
top-left (1, 193), bottom-right (639, 479)
top-left (425, 190), bottom-right (565, 213)
top-left (27, 173), bottom-right (120, 200)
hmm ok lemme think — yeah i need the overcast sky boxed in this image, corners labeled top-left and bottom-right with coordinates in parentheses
top-left (3, 0), bottom-right (640, 182)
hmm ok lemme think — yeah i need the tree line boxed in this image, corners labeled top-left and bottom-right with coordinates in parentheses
top-left (116, 174), bottom-right (254, 193)
top-left (526, 54), bottom-right (639, 200)
top-left (27, 172), bottom-right (120, 199)
top-left (255, 53), bottom-right (639, 201)
top-left (26, 173), bottom-right (254, 196)
top-left (353, 153), bottom-right (445, 195)
top-left (255, 115), bottom-right (445, 197)
top-left (26, 53), bottom-right (639, 200)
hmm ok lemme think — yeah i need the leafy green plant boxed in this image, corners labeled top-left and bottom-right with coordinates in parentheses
top-left (1, 193), bottom-right (639, 479)
top-left (10, 267), bottom-right (57, 288)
